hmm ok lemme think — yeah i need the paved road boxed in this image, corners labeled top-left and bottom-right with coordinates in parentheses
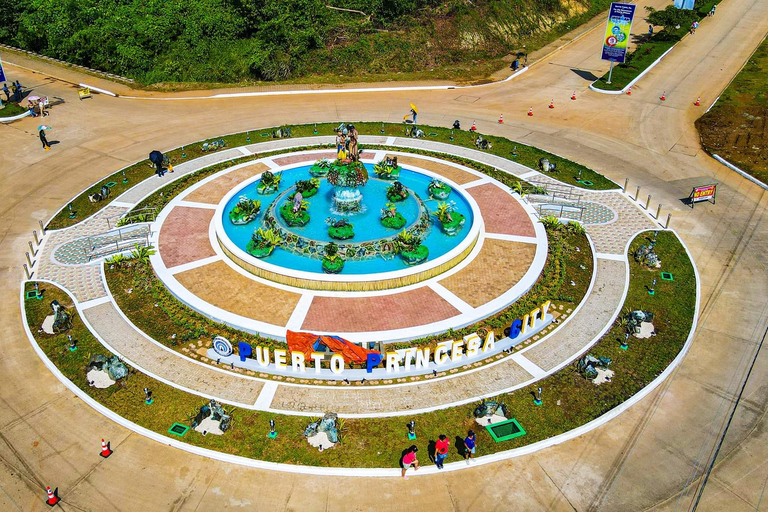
top-left (1, 0), bottom-right (768, 510)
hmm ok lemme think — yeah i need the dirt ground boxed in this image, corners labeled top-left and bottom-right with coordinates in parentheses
top-left (697, 34), bottom-right (768, 183)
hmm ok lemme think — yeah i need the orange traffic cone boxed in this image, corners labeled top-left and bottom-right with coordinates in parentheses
top-left (527, 107), bottom-right (533, 117)
top-left (46, 486), bottom-right (59, 506)
top-left (660, 91), bottom-right (666, 101)
top-left (548, 99), bottom-right (554, 109)
top-left (498, 114), bottom-right (504, 124)
top-left (694, 96), bottom-right (701, 106)
top-left (571, 91), bottom-right (576, 100)
top-left (626, 86), bottom-right (632, 95)
top-left (470, 121), bottom-right (477, 131)
top-left (100, 439), bottom-right (112, 458)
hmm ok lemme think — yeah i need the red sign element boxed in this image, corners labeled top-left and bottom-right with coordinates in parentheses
top-left (689, 184), bottom-right (717, 208)
top-left (692, 184), bottom-right (716, 201)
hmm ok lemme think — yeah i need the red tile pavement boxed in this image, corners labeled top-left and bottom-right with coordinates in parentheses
top-left (301, 287), bottom-right (461, 332)
top-left (271, 152), bottom-right (337, 166)
top-left (468, 184), bottom-right (536, 237)
top-left (158, 207), bottom-right (216, 268)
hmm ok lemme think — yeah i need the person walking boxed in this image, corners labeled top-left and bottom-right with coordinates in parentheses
top-left (648, 24), bottom-right (653, 37)
top-left (39, 128), bottom-right (51, 151)
top-left (463, 430), bottom-right (476, 464)
top-left (13, 80), bottom-right (22, 102)
top-left (2, 83), bottom-right (9, 101)
top-left (691, 21), bottom-right (698, 34)
top-left (435, 434), bottom-right (450, 469)
top-left (401, 445), bottom-right (420, 479)
top-left (710, 4), bottom-right (716, 16)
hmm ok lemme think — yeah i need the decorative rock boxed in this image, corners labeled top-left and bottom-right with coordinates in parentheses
top-left (87, 369), bottom-right (116, 388)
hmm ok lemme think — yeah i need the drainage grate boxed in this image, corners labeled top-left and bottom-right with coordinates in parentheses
top-left (485, 418), bottom-right (526, 442)
top-left (168, 423), bottom-right (190, 437)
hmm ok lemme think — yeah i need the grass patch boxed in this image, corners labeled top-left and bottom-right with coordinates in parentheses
top-left (47, 122), bottom-right (616, 231)
top-left (0, 102), bottom-right (27, 117)
top-left (696, 33), bottom-right (768, 183)
top-left (25, 230), bottom-right (694, 467)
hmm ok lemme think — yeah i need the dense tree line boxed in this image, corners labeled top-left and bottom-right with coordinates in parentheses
top-left (0, 0), bottom-right (610, 84)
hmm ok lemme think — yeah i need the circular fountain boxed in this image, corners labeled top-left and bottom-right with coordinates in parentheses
top-left (216, 156), bottom-right (481, 291)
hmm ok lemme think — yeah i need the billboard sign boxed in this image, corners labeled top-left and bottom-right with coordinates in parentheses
top-left (601, 3), bottom-right (637, 63)
top-left (0, 56), bottom-right (6, 83)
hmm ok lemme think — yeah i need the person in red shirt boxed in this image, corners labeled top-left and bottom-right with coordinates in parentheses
top-left (401, 445), bottom-right (419, 479)
top-left (435, 434), bottom-right (450, 469)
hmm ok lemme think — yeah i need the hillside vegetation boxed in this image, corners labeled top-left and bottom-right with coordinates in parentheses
top-left (0, 0), bottom-right (612, 86)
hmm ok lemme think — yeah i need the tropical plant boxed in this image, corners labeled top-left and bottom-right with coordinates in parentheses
top-left (130, 243), bottom-right (156, 264)
top-left (567, 222), bottom-right (586, 235)
top-left (387, 181), bottom-right (409, 202)
top-left (327, 160), bottom-right (369, 187)
top-left (294, 178), bottom-right (320, 195)
top-left (511, 181), bottom-right (525, 196)
top-left (260, 171), bottom-right (280, 187)
top-left (252, 228), bottom-right (283, 248)
top-left (432, 201), bottom-right (457, 224)
top-left (380, 202), bottom-right (397, 219)
top-left (324, 241), bottom-right (339, 258)
top-left (539, 215), bottom-right (562, 231)
top-left (230, 196), bottom-right (261, 224)
top-left (106, 253), bottom-right (127, 266)
top-left (394, 230), bottom-right (422, 252)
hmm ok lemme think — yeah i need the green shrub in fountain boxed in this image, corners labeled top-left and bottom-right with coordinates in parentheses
top-left (428, 179), bottom-right (451, 200)
top-left (291, 178), bottom-right (320, 198)
top-left (256, 170), bottom-right (281, 195)
top-left (327, 160), bottom-right (369, 187)
top-left (247, 228), bottom-right (283, 258)
top-left (228, 196), bottom-right (261, 225)
top-left (395, 230), bottom-right (429, 265)
top-left (322, 242), bottom-right (345, 274)
top-left (309, 158), bottom-right (332, 177)
top-left (279, 199), bottom-right (310, 227)
top-left (380, 202), bottom-right (407, 230)
top-left (386, 181), bottom-right (409, 202)
top-left (433, 201), bottom-right (465, 236)
top-left (373, 157), bottom-right (401, 180)
top-left (326, 218), bottom-right (355, 240)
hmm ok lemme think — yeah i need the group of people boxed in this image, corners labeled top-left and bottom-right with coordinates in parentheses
top-left (401, 429), bottom-right (477, 478)
top-left (336, 124), bottom-right (359, 161)
top-left (2, 80), bottom-right (24, 103)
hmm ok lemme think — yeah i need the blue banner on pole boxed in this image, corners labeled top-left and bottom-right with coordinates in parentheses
top-left (0, 57), bottom-right (7, 83)
top-left (674, 0), bottom-right (696, 9)
top-left (601, 3), bottom-right (637, 63)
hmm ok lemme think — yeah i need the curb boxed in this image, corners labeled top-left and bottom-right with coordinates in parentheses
top-left (713, 154), bottom-right (768, 191)
top-left (0, 110), bottom-right (31, 123)
top-left (589, 46), bottom-right (675, 95)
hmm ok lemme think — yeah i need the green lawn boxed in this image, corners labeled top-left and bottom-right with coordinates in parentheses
top-left (0, 101), bottom-right (27, 117)
top-left (46, 122), bottom-right (617, 231)
top-left (696, 32), bottom-right (768, 184)
top-left (25, 230), bottom-right (695, 468)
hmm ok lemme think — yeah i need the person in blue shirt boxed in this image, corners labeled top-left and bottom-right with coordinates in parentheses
top-left (464, 430), bottom-right (476, 464)
top-left (2, 83), bottom-right (9, 101)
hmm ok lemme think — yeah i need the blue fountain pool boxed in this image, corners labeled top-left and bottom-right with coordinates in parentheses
top-left (221, 164), bottom-right (474, 274)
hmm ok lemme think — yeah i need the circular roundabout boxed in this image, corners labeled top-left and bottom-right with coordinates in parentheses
top-left (23, 128), bottom-right (699, 474)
